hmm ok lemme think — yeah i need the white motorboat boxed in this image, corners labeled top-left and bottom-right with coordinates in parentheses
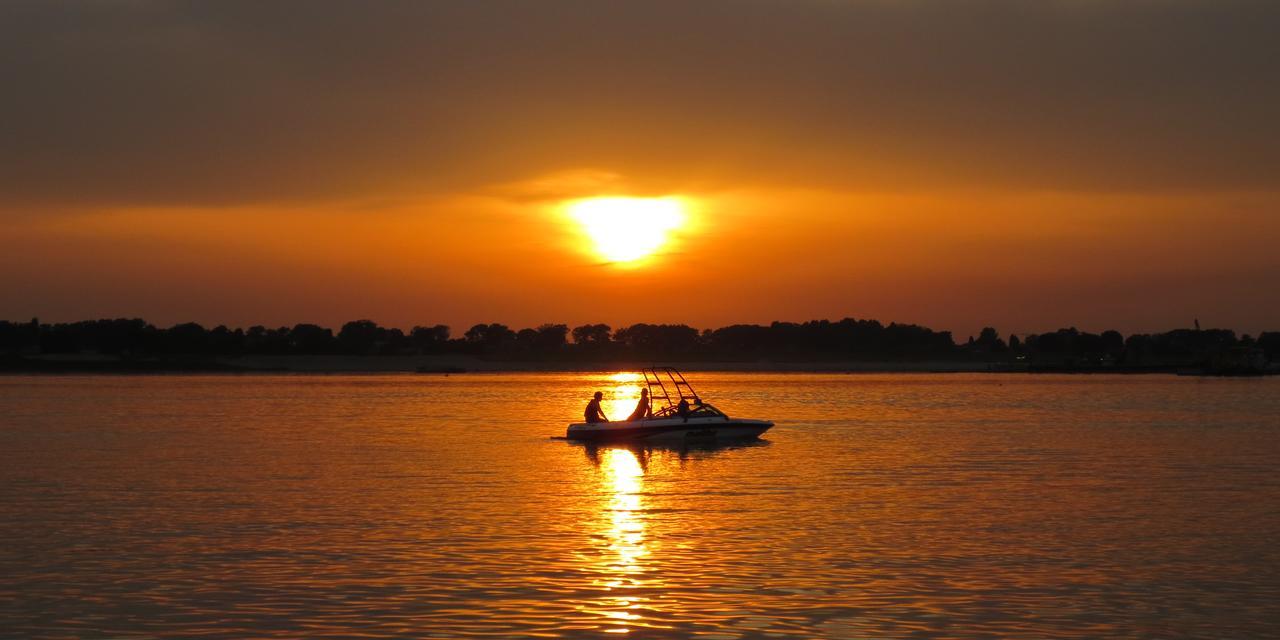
top-left (566, 367), bottom-right (774, 443)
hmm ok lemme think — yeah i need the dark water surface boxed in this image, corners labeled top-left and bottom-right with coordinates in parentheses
top-left (2, 373), bottom-right (1278, 638)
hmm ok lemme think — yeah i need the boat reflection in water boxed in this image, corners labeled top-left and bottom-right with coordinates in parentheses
top-left (579, 438), bottom-right (772, 469)
top-left (563, 370), bottom-right (774, 634)
top-left (577, 438), bottom-right (771, 634)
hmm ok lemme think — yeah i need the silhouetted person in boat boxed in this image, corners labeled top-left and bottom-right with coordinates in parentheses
top-left (585, 391), bottom-right (609, 424)
top-left (676, 398), bottom-right (691, 422)
top-left (626, 388), bottom-right (651, 422)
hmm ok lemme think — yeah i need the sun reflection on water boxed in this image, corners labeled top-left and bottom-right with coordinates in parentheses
top-left (605, 448), bottom-right (646, 577)
top-left (589, 447), bottom-right (657, 633)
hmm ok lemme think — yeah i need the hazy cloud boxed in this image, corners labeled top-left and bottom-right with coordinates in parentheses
top-left (3, 0), bottom-right (1278, 208)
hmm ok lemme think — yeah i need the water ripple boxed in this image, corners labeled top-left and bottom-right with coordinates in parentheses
top-left (1, 374), bottom-right (1278, 638)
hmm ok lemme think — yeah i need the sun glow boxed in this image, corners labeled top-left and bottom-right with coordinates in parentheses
top-left (567, 197), bottom-right (686, 265)
top-left (603, 373), bottom-right (646, 421)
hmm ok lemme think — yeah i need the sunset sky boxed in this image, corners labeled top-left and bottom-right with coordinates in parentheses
top-left (3, 1), bottom-right (1278, 339)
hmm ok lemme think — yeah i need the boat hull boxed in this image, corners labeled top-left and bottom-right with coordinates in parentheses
top-left (566, 417), bottom-right (773, 443)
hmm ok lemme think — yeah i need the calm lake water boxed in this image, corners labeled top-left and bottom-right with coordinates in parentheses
top-left (2, 373), bottom-right (1278, 639)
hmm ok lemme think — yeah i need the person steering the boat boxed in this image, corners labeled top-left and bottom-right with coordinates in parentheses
top-left (625, 388), bottom-right (651, 422)
top-left (584, 391), bottom-right (609, 424)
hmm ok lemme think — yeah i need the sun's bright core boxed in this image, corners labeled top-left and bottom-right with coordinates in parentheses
top-left (567, 197), bottom-right (686, 265)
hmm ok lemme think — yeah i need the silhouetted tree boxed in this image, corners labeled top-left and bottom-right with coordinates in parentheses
top-left (4, 315), bottom-right (1273, 368)
top-left (1122, 328), bottom-right (1236, 364)
top-left (973, 327), bottom-right (1007, 353)
top-left (245, 325), bottom-right (289, 354)
top-left (339, 320), bottom-right (382, 354)
top-left (572, 324), bottom-right (612, 347)
top-left (1100, 330), bottom-right (1125, 358)
top-left (289, 324), bottom-right (335, 353)
top-left (165, 322), bottom-right (210, 354)
top-left (378, 328), bottom-right (407, 355)
top-left (706, 324), bottom-right (774, 356)
top-left (516, 327), bottom-right (538, 346)
top-left (1257, 332), bottom-right (1280, 361)
top-left (209, 325), bottom-right (242, 356)
top-left (533, 324), bottom-right (568, 352)
top-left (881, 322), bottom-right (954, 357)
top-left (0, 319), bottom-right (41, 354)
top-left (613, 324), bottom-right (701, 356)
top-left (465, 323), bottom-right (516, 353)
top-left (410, 325), bottom-right (450, 353)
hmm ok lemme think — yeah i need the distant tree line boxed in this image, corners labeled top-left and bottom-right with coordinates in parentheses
top-left (962, 325), bottom-right (1279, 366)
top-left (1, 317), bottom-right (1276, 367)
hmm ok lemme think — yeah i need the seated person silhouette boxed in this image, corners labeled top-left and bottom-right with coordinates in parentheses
top-left (676, 398), bottom-right (691, 422)
top-left (584, 391), bottom-right (609, 424)
top-left (625, 388), bottom-right (651, 422)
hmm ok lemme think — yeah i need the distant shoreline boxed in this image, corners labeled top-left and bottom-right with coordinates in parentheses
top-left (7, 317), bottom-right (1276, 377)
top-left (4, 354), bottom-right (1274, 376)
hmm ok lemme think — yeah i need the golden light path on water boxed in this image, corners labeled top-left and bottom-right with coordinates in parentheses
top-left (580, 372), bottom-right (660, 634)
top-left (592, 448), bottom-right (653, 634)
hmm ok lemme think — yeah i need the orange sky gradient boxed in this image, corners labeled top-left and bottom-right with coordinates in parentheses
top-left (2, 1), bottom-right (1278, 339)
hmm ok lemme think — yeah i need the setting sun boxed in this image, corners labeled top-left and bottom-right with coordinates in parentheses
top-left (566, 197), bottom-right (686, 265)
